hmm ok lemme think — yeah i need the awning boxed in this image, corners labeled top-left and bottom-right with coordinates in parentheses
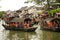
top-left (10, 18), bottom-right (24, 22)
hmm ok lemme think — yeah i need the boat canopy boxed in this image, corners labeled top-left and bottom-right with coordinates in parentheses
top-left (43, 18), bottom-right (54, 22)
top-left (44, 18), bottom-right (60, 23)
top-left (24, 18), bottom-right (32, 22)
top-left (10, 18), bottom-right (24, 22)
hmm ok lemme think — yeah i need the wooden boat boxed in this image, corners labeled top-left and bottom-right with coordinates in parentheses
top-left (40, 18), bottom-right (60, 31)
top-left (2, 24), bottom-right (37, 32)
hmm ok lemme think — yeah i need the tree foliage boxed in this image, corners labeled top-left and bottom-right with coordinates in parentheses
top-left (0, 11), bottom-right (4, 18)
top-left (25, 0), bottom-right (45, 5)
top-left (56, 0), bottom-right (60, 3)
top-left (48, 8), bottom-right (60, 16)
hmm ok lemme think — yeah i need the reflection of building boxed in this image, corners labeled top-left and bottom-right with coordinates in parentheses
top-left (42, 31), bottom-right (60, 40)
top-left (2, 30), bottom-right (36, 40)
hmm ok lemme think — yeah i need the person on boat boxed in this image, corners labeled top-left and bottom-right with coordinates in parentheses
top-left (52, 21), bottom-right (58, 27)
top-left (10, 22), bottom-right (17, 27)
top-left (34, 17), bottom-right (39, 24)
top-left (18, 22), bottom-right (24, 28)
top-left (16, 22), bottom-right (20, 28)
top-left (47, 21), bottom-right (52, 27)
top-left (30, 19), bottom-right (34, 26)
top-left (12, 22), bottom-right (16, 27)
top-left (24, 21), bottom-right (30, 28)
top-left (9, 22), bottom-right (13, 27)
top-left (32, 18), bottom-right (35, 24)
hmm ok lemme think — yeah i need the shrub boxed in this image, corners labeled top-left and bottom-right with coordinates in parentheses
top-left (48, 9), bottom-right (56, 16)
top-left (0, 11), bottom-right (5, 18)
top-left (48, 8), bottom-right (60, 16)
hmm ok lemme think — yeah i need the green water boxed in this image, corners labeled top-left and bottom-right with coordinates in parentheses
top-left (0, 28), bottom-right (60, 40)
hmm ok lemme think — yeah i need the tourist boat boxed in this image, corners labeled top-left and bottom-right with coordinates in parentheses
top-left (40, 18), bottom-right (60, 31)
top-left (2, 24), bottom-right (37, 32)
top-left (2, 18), bottom-right (37, 32)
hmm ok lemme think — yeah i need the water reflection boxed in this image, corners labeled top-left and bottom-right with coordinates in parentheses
top-left (0, 27), bottom-right (60, 40)
top-left (1, 29), bottom-right (38, 40)
top-left (1, 29), bottom-right (60, 40)
top-left (42, 30), bottom-right (60, 40)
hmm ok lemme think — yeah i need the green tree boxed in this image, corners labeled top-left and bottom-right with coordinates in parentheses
top-left (25, 0), bottom-right (45, 5)
top-left (0, 11), bottom-right (4, 18)
top-left (25, 0), bottom-right (56, 10)
top-left (56, 0), bottom-right (60, 3)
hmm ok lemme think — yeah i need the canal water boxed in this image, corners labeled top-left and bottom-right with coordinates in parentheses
top-left (0, 20), bottom-right (60, 40)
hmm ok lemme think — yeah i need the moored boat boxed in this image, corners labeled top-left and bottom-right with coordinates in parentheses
top-left (40, 18), bottom-right (60, 31)
top-left (2, 24), bottom-right (37, 32)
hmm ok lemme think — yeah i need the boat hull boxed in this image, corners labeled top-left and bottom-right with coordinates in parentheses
top-left (41, 26), bottom-right (60, 32)
top-left (2, 24), bottom-right (37, 32)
